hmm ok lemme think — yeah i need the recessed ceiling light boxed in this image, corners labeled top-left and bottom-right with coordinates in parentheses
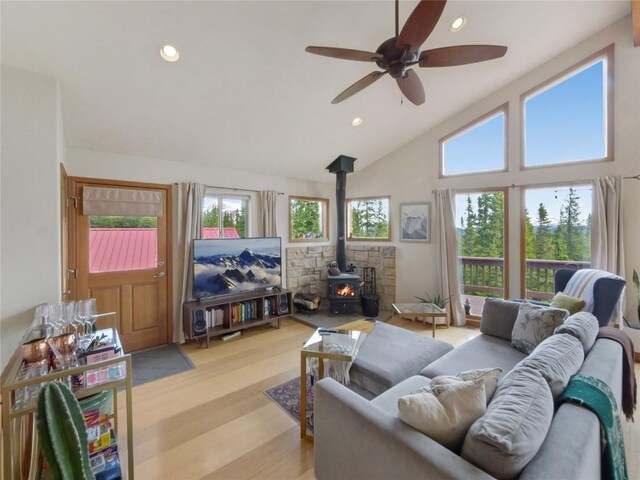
top-left (450, 16), bottom-right (467, 32)
top-left (351, 117), bottom-right (363, 127)
top-left (160, 45), bottom-right (180, 62)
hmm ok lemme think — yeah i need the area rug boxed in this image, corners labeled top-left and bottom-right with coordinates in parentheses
top-left (265, 375), bottom-right (315, 432)
top-left (130, 344), bottom-right (196, 387)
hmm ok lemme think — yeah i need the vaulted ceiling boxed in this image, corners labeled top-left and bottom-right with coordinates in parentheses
top-left (1, 1), bottom-right (631, 181)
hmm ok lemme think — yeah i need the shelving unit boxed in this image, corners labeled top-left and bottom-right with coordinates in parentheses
top-left (183, 289), bottom-right (293, 347)
top-left (1, 329), bottom-right (134, 479)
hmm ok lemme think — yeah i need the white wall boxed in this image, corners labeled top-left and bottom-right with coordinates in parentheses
top-left (348, 16), bottom-right (640, 320)
top-left (1, 66), bottom-right (63, 368)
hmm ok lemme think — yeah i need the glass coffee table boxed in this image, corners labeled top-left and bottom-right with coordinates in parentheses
top-left (392, 303), bottom-right (448, 338)
top-left (300, 328), bottom-right (367, 440)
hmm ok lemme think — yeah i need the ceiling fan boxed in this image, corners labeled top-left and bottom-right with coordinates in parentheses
top-left (305, 0), bottom-right (508, 106)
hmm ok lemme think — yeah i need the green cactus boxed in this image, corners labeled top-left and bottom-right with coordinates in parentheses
top-left (36, 381), bottom-right (95, 480)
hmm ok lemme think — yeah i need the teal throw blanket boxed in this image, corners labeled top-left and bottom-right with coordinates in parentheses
top-left (558, 374), bottom-right (628, 480)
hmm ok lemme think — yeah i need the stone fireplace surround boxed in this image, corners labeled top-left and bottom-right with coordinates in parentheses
top-left (285, 245), bottom-right (396, 312)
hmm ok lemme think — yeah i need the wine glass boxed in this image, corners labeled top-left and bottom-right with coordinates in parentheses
top-left (62, 301), bottom-right (77, 335)
top-left (84, 299), bottom-right (98, 334)
top-left (70, 302), bottom-right (83, 340)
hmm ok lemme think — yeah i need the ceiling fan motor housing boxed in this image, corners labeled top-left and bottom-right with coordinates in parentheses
top-left (375, 37), bottom-right (419, 78)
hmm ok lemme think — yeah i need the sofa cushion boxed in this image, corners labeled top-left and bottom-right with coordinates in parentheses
top-left (421, 334), bottom-right (526, 379)
top-left (480, 298), bottom-right (521, 340)
top-left (428, 368), bottom-right (503, 405)
top-left (461, 367), bottom-right (554, 479)
top-left (517, 333), bottom-right (584, 400)
top-left (398, 378), bottom-right (486, 451)
top-left (554, 311), bottom-right (599, 354)
top-left (350, 321), bottom-right (453, 397)
top-left (371, 375), bottom-right (431, 416)
top-left (550, 291), bottom-right (586, 314)
top-left (511, 302), bottom-right (569, 354)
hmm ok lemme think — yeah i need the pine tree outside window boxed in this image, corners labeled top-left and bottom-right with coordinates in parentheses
top-left (289, 196), bottom-right (329, 242)
top-left (522, 185), bottom-right (592, 300)
top-left (347, 197), bottom-right (391, 241)
top-left (202, 194), bottom-right (249, 238)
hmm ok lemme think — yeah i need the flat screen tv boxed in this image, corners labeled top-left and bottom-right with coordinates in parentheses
top-left (192, 237), bottom-right (282, 299)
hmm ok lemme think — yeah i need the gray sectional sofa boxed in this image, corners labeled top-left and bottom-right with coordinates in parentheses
top-left (314, 300), bottom-right (623, 480)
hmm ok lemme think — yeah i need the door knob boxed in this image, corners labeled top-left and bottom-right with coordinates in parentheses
top-left (153, 272), bottom-right (166, 278)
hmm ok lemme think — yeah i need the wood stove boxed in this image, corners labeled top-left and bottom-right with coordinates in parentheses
top-left (327, 273), bottom-right (360, 314)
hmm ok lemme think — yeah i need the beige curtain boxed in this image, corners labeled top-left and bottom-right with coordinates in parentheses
top-left (83, 186), bottom-right (162, 216)
top-left (260, 190), bottom-right (278, 236)
top-left (435, 189), bottom-right (466, 326)
top-left (591, 176), bottom-right (625, 328)
top-left (591, 176), bottom-right (625, 275)
top-left (174, 182), bottom-right (205, 343)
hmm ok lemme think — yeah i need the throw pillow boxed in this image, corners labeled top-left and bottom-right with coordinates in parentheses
top-left (398, 378), bottom-right (486, 451)
top-left (426, 368), bottom-right (503, 405)
top-left (517, 333), bottom-right (584, 400)
top-left (554, 311), bottom-right (599, 354)
top-left (511, 302), bottom-right (569, 354)
top-left (480, 298), bottom-right (522, 341)
top-left (550, 291), bottom-right (586, 315)
top-left (461, 366), bottom-right (554, 479)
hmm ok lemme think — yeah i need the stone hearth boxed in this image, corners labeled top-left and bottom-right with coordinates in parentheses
top-left (285, 245), bottom-right (396, 312)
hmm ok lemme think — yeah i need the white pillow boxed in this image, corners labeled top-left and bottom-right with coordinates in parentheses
top-left (398, 378), bottom-right (486, 451)
top-left (417, 368), bottom-right (503, 405)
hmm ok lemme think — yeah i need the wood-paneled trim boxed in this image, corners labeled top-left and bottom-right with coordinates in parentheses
top-left (519, 44), bottom-right (615, 170)
top-left (518, 181), bottom-right (592, 299)
top-left (288, 195), bottom-right (330, 243)
top-left (453, 187), bottom-right (510, 300)
top-left (439, 103), bottom-right (509, 179)
top-left (633, 0), bottom-right (640, 47)
top-left (60, 163), bottom-right (70, 301)
top-left (346, 195), bottom-right (392, 242)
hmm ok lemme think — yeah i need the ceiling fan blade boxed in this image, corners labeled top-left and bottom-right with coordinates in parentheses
top-left (305, 46), bottom-right (383, 62)
top-left (396, 0), bottom-right (447, 51)
top-left (332, 71), bottom-right (386, 104)
top-left (396, 69), bottom-right (425, 106)
top-left (419, 45), bottom-right (508, 67)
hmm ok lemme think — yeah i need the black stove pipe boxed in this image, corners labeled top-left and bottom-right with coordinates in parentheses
top-left (326, 155), bottom-right (356, 273)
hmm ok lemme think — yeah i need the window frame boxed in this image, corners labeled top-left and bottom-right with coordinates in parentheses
top-left (454, 186), bottom-right (510, 316)
top-left (288, 195), bottom-right (330, 243)
top-left (439, 103), bottom-right (508, 178)
top-left (519, 181), bottom-right (593, 299)
top-left (202, 191), bottom-right (251, 238)
top-left (346, 195), bottom-right (392, 242)
top-left (520, 44), bottom-right (614, 170)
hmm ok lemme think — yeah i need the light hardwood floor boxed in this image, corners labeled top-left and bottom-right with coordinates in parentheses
top-left (120, 317), bottom-right (639, 479)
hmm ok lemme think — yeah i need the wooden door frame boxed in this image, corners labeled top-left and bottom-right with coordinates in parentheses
top-left (66, 176), bottom-right (174, 344)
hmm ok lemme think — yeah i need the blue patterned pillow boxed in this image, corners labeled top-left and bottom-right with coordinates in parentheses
top-left (511, 303), bottom-right (569, 354)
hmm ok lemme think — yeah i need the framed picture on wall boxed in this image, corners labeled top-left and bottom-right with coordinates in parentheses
top-left (399, 203), bottom-right (431, 243)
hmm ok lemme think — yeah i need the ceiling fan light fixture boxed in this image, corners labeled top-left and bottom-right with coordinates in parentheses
top-left (160, 45), bottom-right (180, 62)
top-left (351, 117), bottom-right (363, 127)
top-left (450, 16), bottom-right (467, 32)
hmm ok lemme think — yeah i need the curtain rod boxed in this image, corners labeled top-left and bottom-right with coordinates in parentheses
top-left (431, 174), bottom-right (640, 194)
top-left (174, 182), bottom-right (284, 195)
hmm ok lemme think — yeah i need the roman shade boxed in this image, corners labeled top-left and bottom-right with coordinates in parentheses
top-left (83, 186), bottom-right (163, 217)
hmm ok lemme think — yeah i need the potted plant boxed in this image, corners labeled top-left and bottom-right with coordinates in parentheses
top-left (414, 292), bottom-right (453, 309)
top-left (36, 381), bottom-right (95, 480)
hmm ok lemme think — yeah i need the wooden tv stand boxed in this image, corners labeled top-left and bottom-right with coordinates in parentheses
top-left (183, 289), bottom-right (293, 347)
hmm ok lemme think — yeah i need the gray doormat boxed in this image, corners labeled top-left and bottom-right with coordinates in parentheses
top-left (130, 344), bottom-right (196, 387)
top-left (265, 376), bottom-right (314, 433)
top-left (291, 307), bottom-right (391, 329)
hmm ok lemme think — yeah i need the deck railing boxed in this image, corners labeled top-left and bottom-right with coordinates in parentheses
top-left (460, 257), bottom-right (590, 300)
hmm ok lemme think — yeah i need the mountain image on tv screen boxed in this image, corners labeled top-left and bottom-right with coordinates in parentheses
top-left (193, 237), bottom-right (282, 299)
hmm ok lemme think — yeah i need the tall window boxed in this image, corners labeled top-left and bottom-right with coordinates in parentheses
top-left (440, 106), bottom-right (506, 177)
top-left (202, 194), bottom-right (249, 238)
top-left (523, 185), bottom-right (592, 300)
top-left (523, 47), bottom-right (612, 167)
top-left (347, 197), bottom-right (390, 241)
top-left (289, 196), bottom-right (329, 242)
top-left (455, 189), bottom-right (508, 315)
